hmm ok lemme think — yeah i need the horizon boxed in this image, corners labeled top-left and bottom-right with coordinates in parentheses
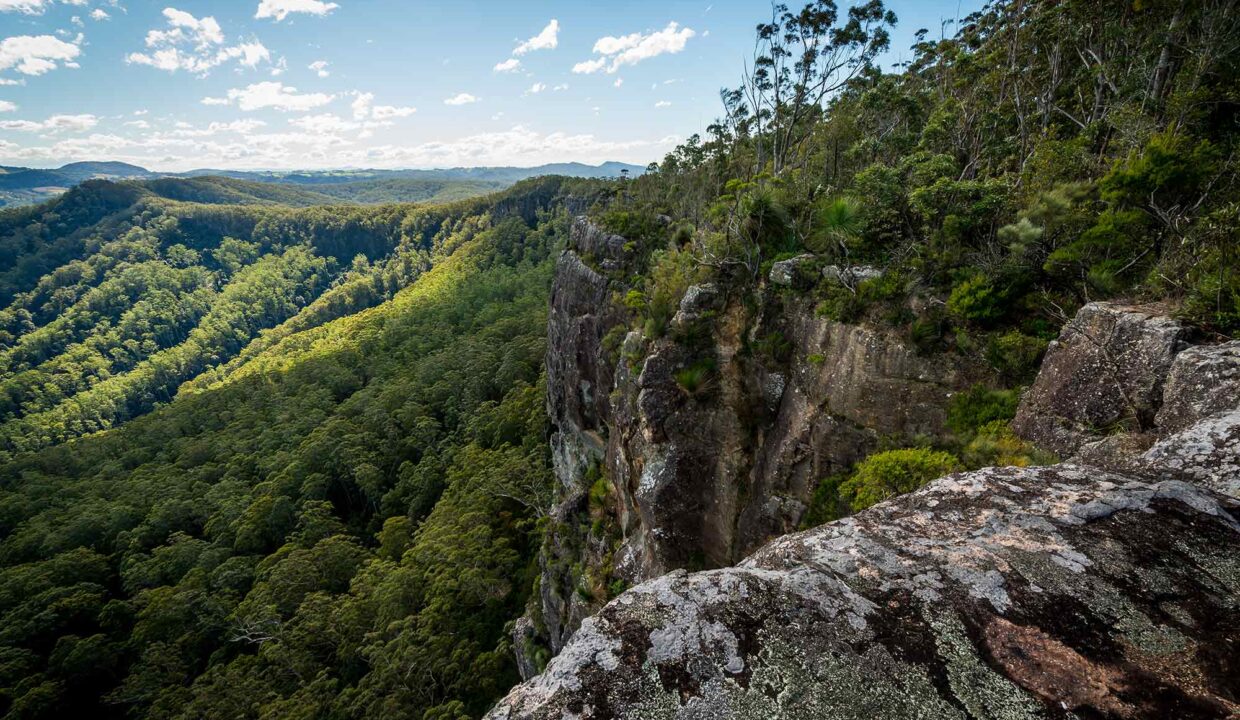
top-left (1, 1), bottom-right (981, 172)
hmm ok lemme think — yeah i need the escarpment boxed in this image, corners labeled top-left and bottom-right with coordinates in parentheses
top-left (523, 218), bottom-right (997, 672)
top-left (510, 226), bottom-right (1240, 717)
top-left (498, 291), bottom-right (1240, 718)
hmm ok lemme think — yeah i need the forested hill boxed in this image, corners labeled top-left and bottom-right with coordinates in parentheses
top-left (0, 176), bottom-right (599, 717)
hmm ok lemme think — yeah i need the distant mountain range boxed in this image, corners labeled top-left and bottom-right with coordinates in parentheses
top-left (0, 160), bottom-right (645, 208)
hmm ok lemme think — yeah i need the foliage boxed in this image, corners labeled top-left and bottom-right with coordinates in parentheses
top-left (0, 179), bottom-right (572, 719)
top-left (946, 385), bottom-right (1021, 436)
top-left (839, 448), bottom-right (962, 511)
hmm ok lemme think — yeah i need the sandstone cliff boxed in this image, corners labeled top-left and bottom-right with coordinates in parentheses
top-left (505, 236), bottom-right (1240, 716)
top-left (495, 294), bottom-right (1239, 719)
top-left (524, 219), bottom-right (996, 667)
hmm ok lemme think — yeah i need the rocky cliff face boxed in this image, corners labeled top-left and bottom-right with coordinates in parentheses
top-left (495, 299), bottom-right (1240, 719)
top-left (523, 219), bottom-right (995, 673)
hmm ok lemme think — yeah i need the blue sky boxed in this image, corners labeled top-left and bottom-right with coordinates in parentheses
top-left (0, 0), bottom-right (978, 171)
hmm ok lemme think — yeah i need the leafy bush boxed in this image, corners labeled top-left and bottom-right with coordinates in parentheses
top-left (985, 330), bottom-right (1050, 380)
top-left (946, 384), bottom-right (1021, 435)
top-left (947, 274), bottom-right (1005, 325)
top-left (840, 448), bottom-right (962, 511)
top-left (962, 421), bottom-right (1054, 468)
top-left (801, 472), bottom-right (851, 528)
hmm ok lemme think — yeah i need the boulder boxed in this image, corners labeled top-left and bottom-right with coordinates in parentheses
top-left (1156, 341), bottom-right (1240, 434)
top-left (1142, 409), bottom-right (1240, 499)
top-left (1012, 303), bottom-right (1186, 456)
top-left (488, 415), bottom-right (1240, 718)
top-left (768, 254), bottom-right (815, 287)
top-left (822, 264), bottom-right (882, 285)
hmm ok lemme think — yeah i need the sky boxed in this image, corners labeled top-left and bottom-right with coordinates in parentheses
top-left (0, 0), bottom-right (978, 171)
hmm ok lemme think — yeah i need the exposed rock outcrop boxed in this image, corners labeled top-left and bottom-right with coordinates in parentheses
top-left (1156, 341), bottom-right (1240, 434)
top-left (1012, 303), bottom-right (1187, 456)
top-left (527, 229), bottom-right (996, 667)
top-left (489, 411), bottom-right (1240, 719)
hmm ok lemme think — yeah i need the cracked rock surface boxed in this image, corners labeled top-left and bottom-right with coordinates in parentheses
top-left (489, 414), bottom-right (1240, 719)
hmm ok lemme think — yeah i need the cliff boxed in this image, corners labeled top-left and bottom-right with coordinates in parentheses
top-left (524, 219), bottom-right (996, 664)
top-left (503, 218), bottom-right (1239, 717)
top-left (496, 273), bottom-right (1239, 717)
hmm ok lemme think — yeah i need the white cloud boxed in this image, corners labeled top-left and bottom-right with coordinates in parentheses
top-left (346, 90), bottom-right (413, 122)
top-left (255, 0), bottom-right (339, 21)
top-left (0, 0), bottom-right (86, 14)
top-left (514, 19), bottom-right (558, 55)
top-left (527, 82), bottom-right (546, 94)
top-left (443, 92), bottom-right (478, 106)
top-left (269, 56), bottom-right (287, 76)
top-left (1, 123), bottom-right (676, 171)
top-left (125, 120), bottom-right (150, 129)
top-left (553, 83), bottom-right (568, 91)
top-left (0, 113), bottom-right (96, 132)
top-left (90, 8), bottom-right (108, 20)
top-left (371, 104), bottom-right (415, 119)
top-left (613, 77), bottom-right (623, 88)
top-left (493, 57), bottom-right (520, 73)
top-left (0, 100), bottom-right (15, 112)
top-left (126, 8), bottom-right (270, 76)
top-left (0, 78), bottom-right (23, 86)
top-left (206, 81), bottom-right (335, 112)
top-left (309, 59), bottom-right (329, 77)
top-left (573, 22), bottom-right (695, 74)
top-left (288, 113), bottom-right (358, 133)
top-left (0, 34), bottom-right (81, 76)
top-left (350, 91), bottom-right (372, 120)
top-left (655, 100), bottom-right (671, 108)
top-left (167, 119), bottom-right (268, 137)
top-left (352, 125), bottom-right (676, 168)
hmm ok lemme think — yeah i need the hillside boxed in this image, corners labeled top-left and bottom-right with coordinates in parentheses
top-left (0, 162), bottom-right (645, 210)
top-left (0, 0), bottom-right (1236, 719)
top-left (0, 176), bottom-right (606, 718)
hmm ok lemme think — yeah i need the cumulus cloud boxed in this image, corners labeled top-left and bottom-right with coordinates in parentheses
top-left (309, 59), bottom-right (329, 77)
top-left (0, 0), bottom-right (86, 14)
top-left (90, 8), bottom-right (108, 20)
top-left (347, 90), bottom-right (414, 122)
top-left (443, 92), bottom-right (478, 106)
top-left (0, 100), bottom-right (15, 112)
top-left (371, 104), bottom-right (415, 119)
top-left (514, 19), bottom-right (558, 55)
top-left (205, 81), bottom-right (335, 112)
top-left (573, 22), bottom-right (695, 74)
top-left (0, 34), bottom-right (81, 76)
top-left (352, 125), bottom-right (676, 168)
top-left (655, 100), bottom-right (671, 107)
top-left (493, 58), bottom-right (520, 73)
top-left (167, 119), bottom-right (268, 137)
top-left (0, 113), bottom-right (96, 132)
top-left (2, 123), bottom-right (676, 171)
top-left (255, 0), bottom-right (339, 21)
top-left (526, 82), bottom-right (546, 94)
top-left (126, 8), bottom-right (270, 76)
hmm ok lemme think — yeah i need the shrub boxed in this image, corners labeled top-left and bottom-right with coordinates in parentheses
top-left (801, 472), bottom-right (851, 528)
top-left (947, 273), bottom-right (1005, 325)
top-left (946, 385), bottom-right (1021, 435)
top-left (963, 421), bottom-right (1055, 468)
top-left (840, 448), bottom-right (962, 511)
top-left (805, 195), bottom-right (863, 255)
top-left (985, 330), bottom-right (1049, 381)
top-left (674, 359), bottom-right (715, 397)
